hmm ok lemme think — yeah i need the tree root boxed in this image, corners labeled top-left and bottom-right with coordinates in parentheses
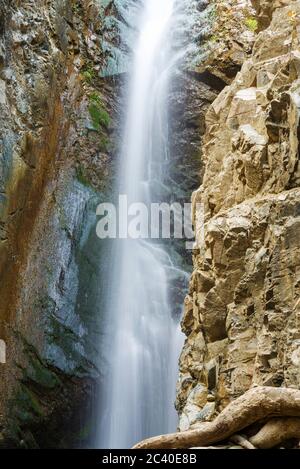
top-left (250, 417), bottom-right (300, 449)
top-left (230, 434), bottom-right (256, 449)
top-left (133, 386), bottom-right (300, 449)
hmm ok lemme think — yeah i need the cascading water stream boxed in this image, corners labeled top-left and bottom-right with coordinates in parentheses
top-left (97, 0), bottom-right (202, 449)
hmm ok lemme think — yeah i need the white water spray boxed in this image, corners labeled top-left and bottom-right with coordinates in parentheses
top-left (97, 0), bottom-right (192, 449)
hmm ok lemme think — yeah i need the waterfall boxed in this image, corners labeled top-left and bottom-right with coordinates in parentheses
top-left (97, 0), bottom-right (195, 449)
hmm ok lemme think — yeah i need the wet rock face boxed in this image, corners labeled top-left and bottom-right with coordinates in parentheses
top-left (177, 0), bottom-right (300, 430)
top-left (0, 0), bottom-right (122, 448)
top-left (169, 72), bottom-right (223, 200)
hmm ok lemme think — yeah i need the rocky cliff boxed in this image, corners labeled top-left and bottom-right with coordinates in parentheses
top-left (177, 0), bottom-right (300, 447)
top-left (2, 0), bottom-right (300, 451)
top-left (0, 0), bottom-right (125, 448)
top-left (0, 0), bottom-right (213, 449)
top-left (0, 0), bottom-right (211, 449)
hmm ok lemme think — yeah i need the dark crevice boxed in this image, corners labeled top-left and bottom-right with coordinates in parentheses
top-left (187, 70), bottom-right (227, 92)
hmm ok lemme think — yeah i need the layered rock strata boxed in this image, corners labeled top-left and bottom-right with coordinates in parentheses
top-left (177, 0), bottom-right (300, 435)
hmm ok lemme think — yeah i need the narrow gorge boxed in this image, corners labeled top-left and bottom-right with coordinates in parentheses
top-left (0, 0), bottom-right (300, 453)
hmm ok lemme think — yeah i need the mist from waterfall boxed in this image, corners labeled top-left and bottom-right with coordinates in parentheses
top-left (97, 0), bottom-right (204, 449)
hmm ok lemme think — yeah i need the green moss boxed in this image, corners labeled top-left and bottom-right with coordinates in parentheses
top-left (76, 421), bottom-right (92, 441)
top-left (244, 17), bottom-right (258, 32)
top-left (88, 93), bottom-right (110, 131)
top-left (16, 339), bottom-right (61, 391)
top-left (208, 6), bottom-right (217, 21)
top-left (89, 92), bottom-right (102, 105)
top-left (26, 355), bottom-right (61, 390)
top-left (76, 166), bottom-right (90, 187)
top-left (99, 135), bottom-right (111, 152)
top-left (82, 66), bottom-right (96, 83)
top-left (89, 103), bottom-right (108, 130)
top-left (14, 385), bottom-right (44, 423)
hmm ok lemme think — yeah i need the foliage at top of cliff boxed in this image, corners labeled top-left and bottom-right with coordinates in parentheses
top-left (196, 0), bottom-right (257, 83)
